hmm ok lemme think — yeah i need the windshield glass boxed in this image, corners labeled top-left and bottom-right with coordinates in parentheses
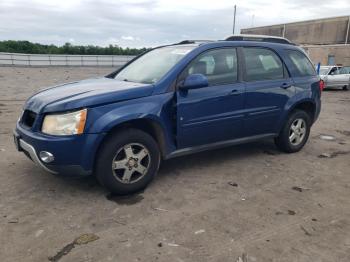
top-left (115, 46), bottom-right (195, 84)
top-left (319, 68), bottom-right (330, 75)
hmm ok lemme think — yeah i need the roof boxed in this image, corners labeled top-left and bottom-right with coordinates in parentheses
top-left (173, 35), bottom-right (294, 47)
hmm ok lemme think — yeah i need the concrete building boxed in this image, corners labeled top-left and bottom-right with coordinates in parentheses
top-left (241, 16), bottom-right (350, 65)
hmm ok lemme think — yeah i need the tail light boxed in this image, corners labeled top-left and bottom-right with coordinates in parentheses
top-left (319, 80), bottom-right (325, 92)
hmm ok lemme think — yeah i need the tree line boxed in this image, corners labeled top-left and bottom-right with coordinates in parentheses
top-left (0, 40), bottom-right (149, 55)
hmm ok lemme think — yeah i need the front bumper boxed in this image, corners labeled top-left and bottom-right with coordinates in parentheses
top-left (14, 122), bottom-right (105, 176)
top-left (17, 137), bottom-right (57, 174)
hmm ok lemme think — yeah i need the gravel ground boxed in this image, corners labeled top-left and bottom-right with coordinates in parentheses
top-left (0, 67), bottom-right (349, 262)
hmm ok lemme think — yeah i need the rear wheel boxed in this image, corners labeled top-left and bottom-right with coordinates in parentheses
top-left (275, 110), bottom-right (311, 153)
top-left (343, 85), bottom-right (349, 91)
top-left (95, 129), bottom-right (160, 195)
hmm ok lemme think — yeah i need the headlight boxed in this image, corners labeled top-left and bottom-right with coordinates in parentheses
top-left (42, 109), bottom-right (87, 136)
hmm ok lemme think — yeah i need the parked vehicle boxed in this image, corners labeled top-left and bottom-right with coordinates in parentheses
top-left (14, 36), bottom-right (322, 194)
top-left (319, 65), bottom-right (350, 90)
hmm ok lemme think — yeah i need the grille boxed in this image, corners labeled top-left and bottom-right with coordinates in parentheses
top-left (21, 110), bottom-right (37, 128)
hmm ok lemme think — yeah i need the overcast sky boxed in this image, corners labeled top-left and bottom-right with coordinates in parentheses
top-left (0, 0), bottom-right (349, 48)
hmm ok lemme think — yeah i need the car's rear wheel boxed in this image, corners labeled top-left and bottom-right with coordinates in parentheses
top-left (343, 85), bottom-right (349, 91)
top-left (274, 110), bottom-right (311, 153)
top-left (95, 128), bottom-right (160, 195)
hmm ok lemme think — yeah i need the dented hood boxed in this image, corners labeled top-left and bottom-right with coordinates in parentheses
top-left (24, 77), bottom-right (154, 113)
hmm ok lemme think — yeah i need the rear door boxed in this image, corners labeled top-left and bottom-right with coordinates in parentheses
top-left (242, 47), bottom-right (294, 136)
top-left (176, 47), bottom-right (245, 148)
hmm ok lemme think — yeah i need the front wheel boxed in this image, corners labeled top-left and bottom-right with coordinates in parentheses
top-left (275, 110), bottom-right (311, 153)
top-left (343, 85), bottom-right (349, 91)
top-left (95, 129), bottom-right (161, 195)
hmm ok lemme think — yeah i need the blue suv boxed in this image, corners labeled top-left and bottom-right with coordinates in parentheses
top-left (14, 36), bottom-right (322, 194)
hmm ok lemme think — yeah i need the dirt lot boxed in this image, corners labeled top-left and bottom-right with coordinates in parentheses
top-left (0, 67), bottom-right (349, 262)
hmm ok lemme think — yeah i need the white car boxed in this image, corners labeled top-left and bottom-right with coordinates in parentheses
top-left (319, 66), bottom-right (350, 90)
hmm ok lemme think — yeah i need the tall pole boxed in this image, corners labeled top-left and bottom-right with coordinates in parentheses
top-left (233, 5), bottom-right (236, 35)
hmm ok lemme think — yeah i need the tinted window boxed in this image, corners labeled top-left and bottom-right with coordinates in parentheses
top-left (185, 48), bottom-right (238, 86)
top-left (286, 50), bottom-right (316, 77)
top-left (243, 48), bottom-right (284, 81)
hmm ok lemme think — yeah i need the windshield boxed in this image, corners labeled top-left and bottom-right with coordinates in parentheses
top-left (115, 46), bottom-right (195, 84)
top-left (319, 67), bottom-right (330, 75)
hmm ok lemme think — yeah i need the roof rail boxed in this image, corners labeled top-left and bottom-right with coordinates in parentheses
top-left (175, 40), bottom-right (214, 45)
top-left (225, 34), bottom-right (294, 45)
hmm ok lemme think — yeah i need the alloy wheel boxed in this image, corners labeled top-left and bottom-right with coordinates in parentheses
top-left (112, 143), bottom-right (151, 184)
top-left (289, 118), bottom-right (306, 146)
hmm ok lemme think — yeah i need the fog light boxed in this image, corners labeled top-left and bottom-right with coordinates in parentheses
top-left (39, 151), bottom-right (54, 163)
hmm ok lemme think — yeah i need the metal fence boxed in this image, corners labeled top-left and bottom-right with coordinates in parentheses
top-left (0, 52), bottom-right (136, 67)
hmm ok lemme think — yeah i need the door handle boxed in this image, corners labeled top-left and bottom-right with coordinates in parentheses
top-left (280, 83), bottom-right (292, 89)
top-left (228, 89), bottom-right (240, 96)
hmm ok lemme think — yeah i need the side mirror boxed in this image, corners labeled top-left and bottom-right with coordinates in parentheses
top-left (330, 71), bottom-right (335, 75)
top-left (180, 74), bottom-right (209, 90)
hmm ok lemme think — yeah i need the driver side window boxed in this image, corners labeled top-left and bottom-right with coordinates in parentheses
top-left (329, 67), bottom-right (339, 75)
top-left (183, 48), bottom-right (238, 86)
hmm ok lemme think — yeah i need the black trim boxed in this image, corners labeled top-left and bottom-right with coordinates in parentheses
top-left (166, 133), bottom-right (276, 159)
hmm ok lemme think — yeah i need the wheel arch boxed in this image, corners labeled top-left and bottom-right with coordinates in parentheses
top-left (277, 99), bottom-right (316, 135)
top-left (288, 100), bottom-right (316, 122)
top-left (94, 117), bottom-right (170, 165)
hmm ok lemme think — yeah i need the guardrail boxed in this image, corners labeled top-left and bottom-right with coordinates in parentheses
top-left (0, 52), bottom-right (136, 67)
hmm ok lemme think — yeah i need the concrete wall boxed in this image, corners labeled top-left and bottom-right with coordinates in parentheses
top-left (241, 16), bottom-right (350, 65)
top-left (241, 16), bottom-right (350, 45)
top-left (304, 45), bottom-right (350, 66)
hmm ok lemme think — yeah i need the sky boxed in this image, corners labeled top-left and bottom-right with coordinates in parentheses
top-left (0, 0), bottom-right (349, 48)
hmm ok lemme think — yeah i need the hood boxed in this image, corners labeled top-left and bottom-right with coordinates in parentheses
top-left (24, 77), bottom-right (154, 113)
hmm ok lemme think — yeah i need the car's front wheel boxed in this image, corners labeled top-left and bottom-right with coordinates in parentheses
top-left (95, 128), bottom-right (161, 195)
top-left (343, 85), bottom-right (349, 91)
top-left (275, 110), bottom-right (311, 153)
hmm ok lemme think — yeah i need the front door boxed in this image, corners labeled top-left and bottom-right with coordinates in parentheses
top-left (176, 47), bottom-right (245, 148)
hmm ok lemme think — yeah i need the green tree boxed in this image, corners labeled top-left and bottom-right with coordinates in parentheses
top-left (0, 40), bottom-right (149, 55)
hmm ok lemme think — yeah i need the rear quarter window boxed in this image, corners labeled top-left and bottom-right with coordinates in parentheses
top-left (285, 50), bottom-right (316, 77)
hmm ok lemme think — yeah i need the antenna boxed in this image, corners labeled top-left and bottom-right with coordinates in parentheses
top-left (233, 5), bottom-right (237, 34)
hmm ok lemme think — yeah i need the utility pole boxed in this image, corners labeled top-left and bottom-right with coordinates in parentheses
top-left (233, 5), bottom-right (236, 35)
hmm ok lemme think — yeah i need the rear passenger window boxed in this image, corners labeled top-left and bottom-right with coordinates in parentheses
top-left (286, 50), bottom-right (316, 77)
top-left (243, 48), bottom-right (284, 81)
top-left (185, 48), bottom-right (238, 86)
top-left (339, 67), bottom-right (350, 74)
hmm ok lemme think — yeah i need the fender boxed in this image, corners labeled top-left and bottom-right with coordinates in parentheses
top-left (86, 92), bottom-right (177, 156)
top-left (276, 92), bottom-right (316, 133)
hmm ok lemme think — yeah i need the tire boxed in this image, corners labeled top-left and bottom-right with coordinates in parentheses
top-left (95, 128), bottom-right (161, 195)
top-left (274, 110), bottom-right (311, 153)
top-left (343, 85), bottom-right (349, 91)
